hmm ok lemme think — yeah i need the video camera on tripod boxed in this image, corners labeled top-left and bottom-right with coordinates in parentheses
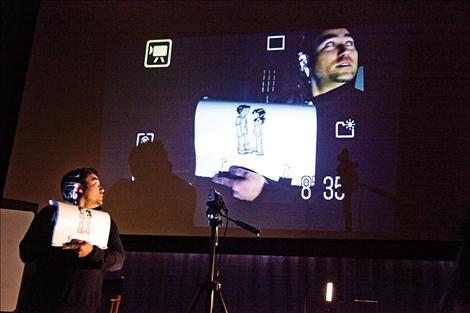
top-left (206, 189), bottom-right (260, 236)
top-left (187, 189), bottom-right (261, 313)
top-left (206, 189), bottom-right (227, 225)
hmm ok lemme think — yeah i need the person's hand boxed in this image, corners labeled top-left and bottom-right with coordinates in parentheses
top-left (212, 166), bottom-right (267, 201)
top-left (63, 239), bottom-right (93, 258)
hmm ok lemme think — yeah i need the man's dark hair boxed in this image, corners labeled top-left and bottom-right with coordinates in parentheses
top-left (61, 168), bottom-right (98, 205)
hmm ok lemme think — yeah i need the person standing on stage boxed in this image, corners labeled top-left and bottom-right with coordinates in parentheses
top-left (20, 168), bottom-right (126, 313)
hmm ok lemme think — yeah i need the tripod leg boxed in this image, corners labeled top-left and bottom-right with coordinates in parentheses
top-left (186, 281), bottom-right (207, 313)
top-left (215, 290), bottom-right (229, 313)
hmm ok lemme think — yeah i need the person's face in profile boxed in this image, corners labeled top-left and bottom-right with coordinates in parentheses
top-left (80, 173), bottom-right (104, 208)
top-left (313, 28), bottom-right (358, 85)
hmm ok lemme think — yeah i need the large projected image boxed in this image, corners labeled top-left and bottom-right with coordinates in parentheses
top-left (194, 99), bottom-right (317, 187)
top-left (101, 26), bottom-right (403, 237)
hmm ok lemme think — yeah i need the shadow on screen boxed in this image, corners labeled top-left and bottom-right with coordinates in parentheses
top-left (106, 141), bottom-right (196, 235)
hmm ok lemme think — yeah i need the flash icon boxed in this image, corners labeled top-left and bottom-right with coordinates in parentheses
top-left (335, 119), bottom-right (355, 138)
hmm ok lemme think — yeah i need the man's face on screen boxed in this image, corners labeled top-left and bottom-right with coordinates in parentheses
top-left (313, 28), bottom-right (358, 86)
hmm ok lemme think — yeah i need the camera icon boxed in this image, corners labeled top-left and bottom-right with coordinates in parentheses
top-left (144, 39), bottom-right (172, 68)
top-left (335, 119), bottom-right (355, 138)
top-left (136, 132), bottom-right (155, 146)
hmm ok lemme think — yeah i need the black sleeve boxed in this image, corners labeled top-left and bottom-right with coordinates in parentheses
top-left (19, 206), bottom-right (56, 263)
top-left (85, 218), bottom-right (126, 272)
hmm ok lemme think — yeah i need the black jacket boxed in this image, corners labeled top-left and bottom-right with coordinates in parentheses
top-left (19, 205), bottom-right (126, 313)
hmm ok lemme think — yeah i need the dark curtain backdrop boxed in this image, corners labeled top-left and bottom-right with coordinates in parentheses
top-left (111, 251), bottom-right (456, 313)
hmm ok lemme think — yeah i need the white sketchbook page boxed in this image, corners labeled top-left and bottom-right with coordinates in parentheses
top-left (194, 98), bottom-right (317, 186)
top-left (49, 200), bottom-right (110, 249)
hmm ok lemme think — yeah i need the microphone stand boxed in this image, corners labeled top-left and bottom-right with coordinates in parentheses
top-left (186, 189), bottom-right (260, 313)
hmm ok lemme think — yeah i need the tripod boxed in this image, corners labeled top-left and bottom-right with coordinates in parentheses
top-left (186, 189), bottom-right (260, 313)
top-left (186, 213), bottom-right (228, 313)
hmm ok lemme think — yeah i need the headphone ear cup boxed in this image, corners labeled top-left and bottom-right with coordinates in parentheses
top-left (76, 183), bottom-right (85, 195)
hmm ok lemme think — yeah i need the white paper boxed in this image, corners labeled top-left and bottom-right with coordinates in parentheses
top-left (49, 200), bottom-right (110, 249)
top-left (194, 98), bottom-right (317, 186)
